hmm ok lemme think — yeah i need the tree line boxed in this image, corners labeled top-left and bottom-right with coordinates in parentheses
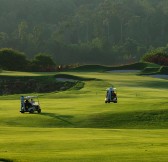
top-left (0, 0), bottom-right (168, 65)
top-left (0, 46), bottom-right (168, 72)
top-left (0, 48), bottom-right (56, 71)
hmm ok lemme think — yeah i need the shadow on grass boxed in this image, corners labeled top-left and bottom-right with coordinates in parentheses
top-left (39, 112), bottom-right (74, 126)
top-left (22, 109), bottom-right (168, 129)
top-left (138, 80), bottom-right (168, 89)
top-left (81, 109), bottom-right (168, 129)
top-left (0, 158), bottom-right (13, 162)
top-left (126, 79), bottom-right (168, 89)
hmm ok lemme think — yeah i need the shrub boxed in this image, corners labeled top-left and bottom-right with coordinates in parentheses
top-left (141, 49), bottom-right (168, 66)
top-left (31, 53), bottom-right (56, 71)
top-left (0, 48), bottom-right (29, 71)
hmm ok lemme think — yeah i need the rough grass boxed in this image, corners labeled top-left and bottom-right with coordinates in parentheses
top-left (140, 67), bottom-right (161, 74)
top-left (0, 71), bottom-right (168, 161)
top-left (159, 66), bottom-right (168, 74)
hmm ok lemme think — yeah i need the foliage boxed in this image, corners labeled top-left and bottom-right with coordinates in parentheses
top-left (0, 0), bottom-right (168, 64)
top-left (142, 48), bottom-right (168, 66)
top-left (31, 53), bottom-right (56, 71)
top-left (0, 48), bottom-right (58, 72)
top-left (0, 48), bottom-right (29, 71)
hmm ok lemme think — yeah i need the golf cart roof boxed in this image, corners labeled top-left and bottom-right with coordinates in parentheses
top-left (23, 96), bottom-right (38, 99)
top-left (106, 87), bottom-right (116, 91)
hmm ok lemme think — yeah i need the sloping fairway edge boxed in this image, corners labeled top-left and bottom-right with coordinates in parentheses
top-left (68, 62), bottom-right (160, 72)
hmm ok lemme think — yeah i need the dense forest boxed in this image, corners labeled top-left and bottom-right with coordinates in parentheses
top-left (0, 0), bottom-right (168, 65)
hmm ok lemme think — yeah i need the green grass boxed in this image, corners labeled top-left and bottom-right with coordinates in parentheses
top-left (141, 67), bottom-right (161, 74)
top-left (140, 66), bottom-right (168, 75)
top-left (0, 127), bottom-right (167, 162)
top-left (69, 62), bottom-right (160, 72)
top-left (0, 70), bottom-right (168, 161)
top-left (159, 66), bottom-right (168, 74)
top-left (55, 73), bottom-right (97, 81)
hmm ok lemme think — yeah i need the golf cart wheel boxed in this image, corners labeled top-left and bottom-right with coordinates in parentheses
top-left (38, 109), bottom-right (41, 113)
top-left (20, 111), bottom-right (25, 113)
top-left (29, 109), bottom-right (34, 113)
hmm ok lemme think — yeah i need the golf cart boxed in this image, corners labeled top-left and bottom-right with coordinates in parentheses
top-left (20, 96), bottom-right (41, 113)
top-left (105, 87), bottom-right (117, 103)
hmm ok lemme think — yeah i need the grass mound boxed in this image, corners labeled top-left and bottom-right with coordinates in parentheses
top-left (107, 62), bottom-right (160, 71)
top-left (141, 67), bottom-right (161, 74)
top-left (55, 73), bottom-right (96, 81)
top-left (68, 64), bottom-right (109, 72)
top-left (159, 66), bottom-right (168, 74)
top-left (108, 62), bottom-right (147, 70)
top-left (140, 65), bottom-right (168, 75)
top-left (69, 62), bottom-right (160, 72)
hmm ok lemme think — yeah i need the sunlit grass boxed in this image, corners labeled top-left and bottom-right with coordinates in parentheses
top-left (0, 70), bottom-right (57, 76)
top-left (0, 127), bottom-right (167, 162)
top-left (0, 71), bottom-right (168, 161)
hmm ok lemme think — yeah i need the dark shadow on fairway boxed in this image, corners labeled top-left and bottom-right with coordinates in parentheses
top-left (138, 80), bottom-right (168, 89)
top-left (82, 109), bottom-right (168, 129)
top-left (123, 79), bottom-right (168, 89)
top-left (0, 158), bottom-right (13, 162)
top-left (39, 112), bottom-right (74, 125)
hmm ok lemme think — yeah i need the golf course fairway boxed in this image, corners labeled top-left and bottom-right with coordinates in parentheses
top-left (0, 71), bottom-right (167, 162)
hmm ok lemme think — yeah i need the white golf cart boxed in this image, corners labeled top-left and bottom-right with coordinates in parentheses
top-left (20, 96), bottom-right (41, 113)
top-left (105, 87), bottom-right (117, 103)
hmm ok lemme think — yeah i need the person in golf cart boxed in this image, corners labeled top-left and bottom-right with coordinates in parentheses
top-left (20, 96), bottom-right (41, 113)
top-left (105, 87), bottom-right (117, 103)
top-left (24, 99), bottom-right (32, 109)
top-left (111, 90), bottom-right (116, 99)
top-left (30, 98), bottom-right (35, 105)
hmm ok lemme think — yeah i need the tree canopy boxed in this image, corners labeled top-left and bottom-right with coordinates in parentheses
top-left (0, 0), bottom-right (168, 65)
top-left (0, 48), bottom-right (56, 71)
top-left (31, 53), bottom-right (56, 71)
top-left (142, 46), bottom-right (168, 66)
top-left (0, 48), bottom-right (28, 71)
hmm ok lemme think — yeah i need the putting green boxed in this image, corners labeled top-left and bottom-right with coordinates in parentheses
top-left (0, 71), bottom-right (167, 162)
